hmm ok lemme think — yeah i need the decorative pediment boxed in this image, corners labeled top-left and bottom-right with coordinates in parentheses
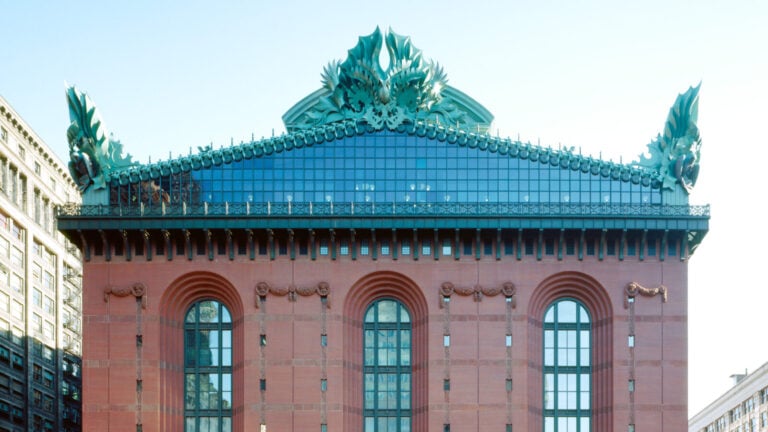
top-left (283, 27), bottom-right (493, 133)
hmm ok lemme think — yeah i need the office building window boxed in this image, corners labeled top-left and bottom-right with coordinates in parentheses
top-left (364, 299), bottom-right (412, 432)
top-left (543, 299), bottom-right (591, 432)
top-left (184, 300), bottom-right (233, 432)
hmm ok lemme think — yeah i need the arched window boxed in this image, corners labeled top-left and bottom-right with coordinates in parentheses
top-left (543, 299), bottom-right (591, 432)
top-left (363, 299), bottom-right (412, 432)
top-left (184, 300), bottom-right (233, 432)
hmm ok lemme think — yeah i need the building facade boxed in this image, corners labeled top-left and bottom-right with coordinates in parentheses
top-left (58, 29), bottom-right (709, 432)
top-left (689, 362), bottom-right (768, 432)
top-left (0, 96), bottom-right (83, 432)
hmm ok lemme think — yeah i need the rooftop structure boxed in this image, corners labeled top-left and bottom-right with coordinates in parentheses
top-left (58, 28), bottom-right (708, 432)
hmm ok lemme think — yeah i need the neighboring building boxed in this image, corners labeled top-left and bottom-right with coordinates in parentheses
top-left (57, 29), bottom-right (709, 432)
top-left (0, 96), bottom-right (83, 432)
top-left (689, 363), bottom-right (768, 432)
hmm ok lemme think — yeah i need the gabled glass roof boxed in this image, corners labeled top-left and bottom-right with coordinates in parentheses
top-left (109, 124), bottom-right (665, 209)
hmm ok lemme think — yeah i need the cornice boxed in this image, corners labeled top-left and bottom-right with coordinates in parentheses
top-left (0, 96), bottom-right (79, 190)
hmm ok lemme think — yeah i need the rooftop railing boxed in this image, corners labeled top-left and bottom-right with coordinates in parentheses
top-left (57, 201), bottom-right (710, 218)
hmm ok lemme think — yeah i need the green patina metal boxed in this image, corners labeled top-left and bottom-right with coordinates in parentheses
top-left (63, 30), bottom-right (704, 203)
top-left (66, 85), bottom-right (137, 192)
top-left (282, 27), bottom-right (493, 133)
top-left (633, 84), bottom-right (701, 193)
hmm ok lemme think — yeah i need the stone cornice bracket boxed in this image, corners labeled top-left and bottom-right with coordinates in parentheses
top-left (624, 282), bottom-right (667, 308)
top-left (255, 281), bottom-right (330, 309)
top-left (439, 281), bottom-right (516, 308)
top-left (104, 282), bottom-right (147, 308)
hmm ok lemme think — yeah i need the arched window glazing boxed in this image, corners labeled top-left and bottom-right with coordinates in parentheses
top-left (363, 299), bottom-right (412, 432)
top-left (543, 299), bottom-right (591, 432)
top-left (184, 300), bottom-right (233, 432)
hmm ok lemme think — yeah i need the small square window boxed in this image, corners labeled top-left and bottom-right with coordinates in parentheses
top-left (401, 240), bottom-right (411, 255)
top-left (421, 240), bottom-right (431, 256)
top-left (441, 239), bottom-right (452, 256)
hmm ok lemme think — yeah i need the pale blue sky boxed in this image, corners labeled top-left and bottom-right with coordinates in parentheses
top-left (2, 0), bottom-right (766, 416)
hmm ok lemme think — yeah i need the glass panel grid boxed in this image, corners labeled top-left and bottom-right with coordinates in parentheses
top-left (185, 300), bottom-right (233, 432)
top-left (363, 299), bottom-right (412, 431)
top-left (111, 132), bottom-right (660, 210)
top-left (543, 299), bottom-right (591, 432)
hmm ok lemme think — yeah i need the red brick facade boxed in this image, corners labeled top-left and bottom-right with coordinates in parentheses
top-left (80, 240), bottom-right (688, 431)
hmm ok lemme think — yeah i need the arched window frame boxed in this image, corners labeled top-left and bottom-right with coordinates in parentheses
top-left (184, 299), bottom-right (233, 432)
top-left (543, 298), bottom-right (592, 432)
top-left (363, 298), bottom-right (413, 432)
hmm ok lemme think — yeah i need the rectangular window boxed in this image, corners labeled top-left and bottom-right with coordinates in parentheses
top-left (421, 239), bottom-right (431, 256)
top-left (443, 379), bottom-right (450, 391)
top-left (506, 379), bottom-right (513, 391)
top-left (32, 313), bottom-right (43, 335)
top-left (380, 240), bottom-right (390, 256)
top-left (260, 379), bottom-right (267, 391)
top-left (11, 301), bottom-right (23, 320)
top-left (628, 335), bottom-right (635, 347)
top-left (44, 321), bottom-right (54, 341)
top-left (483, 239), bottom-right (493, 256)
top-left (443, 335), bottom-right (450, 347)
top-left (43, 271), bottom-right (54, 291)
top-left (401, 239), bottom-right (410, 255)
top-left (11, 247), bottom-right (22, 268)
top-left (505, 335), bottom-right (512, 347)
top-left (33, 289), bottom-right (42, 307)
top-left (339, 239), bottom-right (349, 255)
top-left (442, 239), bottom-right (452, 256)
top-left (319, 239), bottom-right (329, 256)
top-left (320, 379), bottom-right (327, 392)
top-left (360, 239), bottom-right (369, 256)
top-left (321, 334), bottom-right (327, 347)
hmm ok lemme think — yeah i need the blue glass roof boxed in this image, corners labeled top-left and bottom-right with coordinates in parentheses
top-left (109, 123), bottom-right (665, 208)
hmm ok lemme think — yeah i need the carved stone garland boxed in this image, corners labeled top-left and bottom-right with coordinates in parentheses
top-left (104, 282), bottom-right (148, 308)
top-left (624, 281), bottom-right (667, 430)
top-left (624, 282), bottom-right (667, 308)
top-left (439, 281), bottom-right (516, 308)
top-left (102, 282), bottom-right (146, 430)
top-left (254, 281), bottom-right (330, 308)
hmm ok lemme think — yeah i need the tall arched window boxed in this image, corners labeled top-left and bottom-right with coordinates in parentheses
top-left (543, 299), bottom-right (591, 432)
top-left (363, 299), bottom-right (412, 432)
top-left (184, 300), bottom-right (233, 432)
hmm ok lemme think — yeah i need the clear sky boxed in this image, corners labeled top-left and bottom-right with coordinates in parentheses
top-left (2, 0), bottom-right (766, 417)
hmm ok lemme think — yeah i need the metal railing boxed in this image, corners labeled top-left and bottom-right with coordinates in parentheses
top-left (57, 201), bottom-right (710, 218)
